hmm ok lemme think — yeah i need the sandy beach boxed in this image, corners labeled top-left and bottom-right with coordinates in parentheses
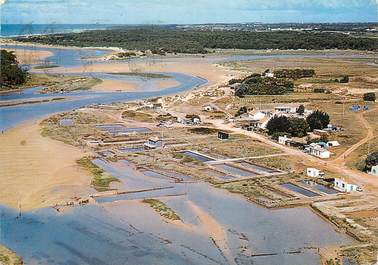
top-left (0, 121), bottom-right (93, 210)
top-left (4, 48), bottom-right (53, 64)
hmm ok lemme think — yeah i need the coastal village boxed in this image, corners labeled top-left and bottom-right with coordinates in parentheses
top-left (34, 58), bottom-right (378, 264)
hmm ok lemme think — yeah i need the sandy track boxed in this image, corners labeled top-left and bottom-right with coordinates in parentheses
top-left (331, 106), bottom-right (378, 165)
top-left (0, 121), bottom-right (93, 210)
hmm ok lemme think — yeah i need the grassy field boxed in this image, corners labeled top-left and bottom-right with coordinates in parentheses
top-left (142, 199), bottom-right (181, 221)
top-left (77, 157), bottom-right (119, 192)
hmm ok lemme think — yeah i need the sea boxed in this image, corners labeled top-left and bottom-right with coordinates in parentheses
top-left (0, 24), bottom-right (119, 37)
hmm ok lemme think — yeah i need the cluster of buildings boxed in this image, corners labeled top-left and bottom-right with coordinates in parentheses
top-left (306, 167), bottom-right (361, 193)
top-left (234, 105), bottom-right (313, 131)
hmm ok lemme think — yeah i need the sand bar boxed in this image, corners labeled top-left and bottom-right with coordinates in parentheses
top-left (0, 121), bottom-right (93, 210)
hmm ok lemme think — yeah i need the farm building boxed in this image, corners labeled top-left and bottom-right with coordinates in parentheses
top-left (306, 168), bottom-right (325, 178)
top-left (144, 137), bottom-right (164, 149)
top-left (306, 143), bottom-right (331, 159)
top-left (334, 178), bottom-right (360, 193)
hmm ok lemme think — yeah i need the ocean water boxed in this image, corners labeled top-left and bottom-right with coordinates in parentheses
top-left (0, 24), bottom-right (119, 37)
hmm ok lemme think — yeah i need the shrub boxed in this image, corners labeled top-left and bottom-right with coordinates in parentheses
top-left (363, 92), bottom-right (376, 102)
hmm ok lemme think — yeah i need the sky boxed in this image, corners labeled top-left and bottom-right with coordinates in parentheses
top-left (1, 0), bottom-right (377, 24)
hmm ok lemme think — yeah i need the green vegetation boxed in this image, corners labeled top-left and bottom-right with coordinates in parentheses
top-left (142, 199), bottom-right (181, 221)
top-left (77, 157), bottom-right (119, 192)
top-left (108, 72), bottom-right (170, 79)
top-left (273, 69), bottom-right (315, 79)
top-left (235, 106), bottom-right (248, 117)
top-left (363, 92), bottom-right (376, 102)
top-left (235, 75), bottom-right (294, 97)
top-left (15, 27), bottom-right (378, 53)
top-left (0, 245), bottom-right (23, 265)
top-left (33, 64), bottom-right (60, 69)
top-left (266, 115), bottom-right (309, 137)
top-left (364, 151), bottom-right (378, 172)
top-left (0, 50), bottom-right (27, 89)
top-left (306, 110), bottom-right (330, 131)
top-left (296, 104), bottom-right (305, 115)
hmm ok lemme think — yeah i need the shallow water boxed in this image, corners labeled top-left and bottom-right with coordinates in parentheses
top-left (180, 151), bottom-right (215, 162)
top-left (281, 183), bottom-right (320, 197)
top-left (214, 163), bottom-right (258, 177)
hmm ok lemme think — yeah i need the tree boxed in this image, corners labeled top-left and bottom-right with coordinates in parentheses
top-left (364, 151), bottom-right (378, 171)
top-left (306, 110), bottom-right (330, 131)
top-left (288, 117), bottom-right (309, 137)
top-left (363, 92), bottom-right (376, 102)
top-left (0, 50), bottom-right (27, 89)
top-left (296, 105), bottom-right (305, 115)
top-left (266, 115), bottom-right (290, 135)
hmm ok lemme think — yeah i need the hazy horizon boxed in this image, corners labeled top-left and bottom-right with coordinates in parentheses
top-left (1, 0), bottom-right (377, 24)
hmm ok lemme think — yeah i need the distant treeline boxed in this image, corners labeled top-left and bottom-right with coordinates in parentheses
top-left (15, 27), bottom-right (378, 53)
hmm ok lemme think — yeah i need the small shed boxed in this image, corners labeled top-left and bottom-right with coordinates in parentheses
top-left (218, 131), bottom-right (229, 140)
top-left (327, 141), bottom-right (340, 147)
top-left (306, 168), bottom-right (325, 178)
top-left (144, 137), bottom-right (164, 149)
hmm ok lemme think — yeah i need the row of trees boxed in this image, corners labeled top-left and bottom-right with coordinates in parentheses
top-left (16, 27), bottom-right (378, 54)
top-left (0, 50), bottom-right (28, 89)
top-left (266, 110), bottom-right (330, 137)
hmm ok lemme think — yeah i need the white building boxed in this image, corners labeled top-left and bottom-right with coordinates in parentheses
top-left (327, 141), bottom-right (340, 147)
top-left (306, 168), bottom-right (325, 178)
top-left (370, 165), bottom-right (378, 176)
top-left (274, 106), bottom-right (293, 114)
top-left (307, 143), bottom-right (331, 159)
top-left (334, 178), bottom-right (359, 193)
top-left (278, 135), bottom-right (290, 145)
top-left (144, 137), bottom-right (164, 149)
top-left (265, 72), bottom-right (274, 78)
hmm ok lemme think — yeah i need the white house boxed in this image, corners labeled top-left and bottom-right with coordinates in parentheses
top-left (307, 143), bottom-right (331, 159)
top-left (370, 165), bottom-right (378, 176)
top-left (334, 178), bottom-right (360, 193)
top-left (144, 137), bottom-right (164, 150)
top-left (278, 135), bottom-right (291, 145)
top-left (274, 106), bottom-right (293, 114)
top-left (306, 168), bottom-right (325, 178)
top-left (327, 141), bottom-right (340, 147)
